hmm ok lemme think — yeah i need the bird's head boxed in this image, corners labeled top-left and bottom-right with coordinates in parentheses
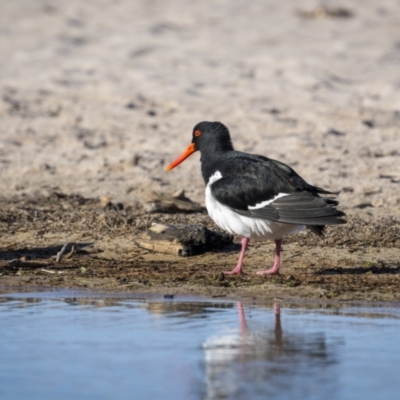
top-left (166, 121), bottom-right (233, 171)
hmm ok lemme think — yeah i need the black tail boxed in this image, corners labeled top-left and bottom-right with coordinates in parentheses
top-left (308, 225), bottom-right (325, 238)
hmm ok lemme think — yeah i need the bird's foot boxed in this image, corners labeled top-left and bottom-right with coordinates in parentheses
top-left (224, 266), bottom-right (243, 275)
top-left (256, 265), bottom-right (280, 275)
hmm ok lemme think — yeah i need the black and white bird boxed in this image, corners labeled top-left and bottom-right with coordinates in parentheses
top-left (166, 121), bottom-right (345, 275)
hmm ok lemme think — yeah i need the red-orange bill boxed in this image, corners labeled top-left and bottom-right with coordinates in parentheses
top-left (165, 143), bottom-right (196, 171)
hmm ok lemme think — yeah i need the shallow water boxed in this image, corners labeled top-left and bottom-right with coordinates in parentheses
top-left (1, 291), bottom-right (399, 400)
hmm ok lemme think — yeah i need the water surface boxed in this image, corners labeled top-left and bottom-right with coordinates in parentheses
top-left (1, 291), bottom-right (399, 400)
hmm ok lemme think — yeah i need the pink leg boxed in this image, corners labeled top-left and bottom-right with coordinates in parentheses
top-left (256, 239), bottom-right (282, 275)
top-left (225, 237), bottom-right (249, 275)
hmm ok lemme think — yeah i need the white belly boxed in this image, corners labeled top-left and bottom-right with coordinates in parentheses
top-left (205, 180), bottom-right (305, 241)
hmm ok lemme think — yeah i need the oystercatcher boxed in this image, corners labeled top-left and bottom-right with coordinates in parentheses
top-left (166, 121), bottom-right (345, 275)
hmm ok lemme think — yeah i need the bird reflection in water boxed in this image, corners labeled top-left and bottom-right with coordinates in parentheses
top-left (203, 303), bottom-right (341, 399)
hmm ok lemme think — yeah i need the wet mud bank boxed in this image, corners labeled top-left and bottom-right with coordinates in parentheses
top-left (1, 194), bottom-right (399, 304)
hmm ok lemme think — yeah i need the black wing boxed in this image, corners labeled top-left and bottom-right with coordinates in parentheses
top-left (209, 155), bottom-right (345, 226)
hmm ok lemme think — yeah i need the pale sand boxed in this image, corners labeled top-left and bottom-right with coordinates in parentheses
top-left (1, 0), bottom-right (399, 221)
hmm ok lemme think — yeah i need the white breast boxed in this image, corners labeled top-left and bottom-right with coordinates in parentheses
top-left (205, 171), bottom-right (305, 241)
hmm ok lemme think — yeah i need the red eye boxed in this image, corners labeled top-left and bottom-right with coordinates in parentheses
top-left (194, 130), bottom-right (201, 137)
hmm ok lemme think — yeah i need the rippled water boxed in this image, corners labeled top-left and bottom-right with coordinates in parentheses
top-left (1, 291), bottom-right (399, 400)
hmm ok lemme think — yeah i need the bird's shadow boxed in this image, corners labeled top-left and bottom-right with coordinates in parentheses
top-left (0, 242), bottom-right (94, 261)
top-left (209, 242), bottom-right (241, 254)
top-left (316, 265), bottom-right (400, 275)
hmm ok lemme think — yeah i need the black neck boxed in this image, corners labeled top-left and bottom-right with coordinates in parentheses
top-left (200, 148), bottom-right (233, 184)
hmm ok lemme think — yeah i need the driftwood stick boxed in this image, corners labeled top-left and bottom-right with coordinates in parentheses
top-left (41, 268), bottom-right (56, 274)
top-left (56, 242), bottom-right (71, 263)
top-left (63, 245), bottom-right (76, 260)
top-left (134, 223), bottom-right (233, 256)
